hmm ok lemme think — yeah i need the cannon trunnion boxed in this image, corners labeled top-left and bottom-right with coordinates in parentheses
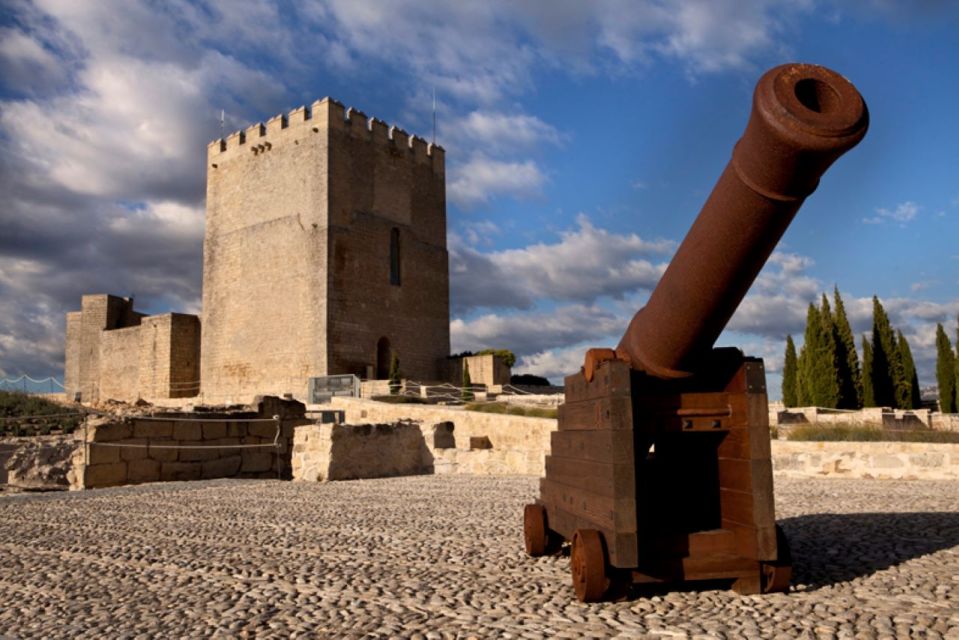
top-left (524, 62), bottom-right (867, 602)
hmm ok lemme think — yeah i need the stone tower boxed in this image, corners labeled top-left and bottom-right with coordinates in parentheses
top-left (201, 98), bottom-right (450, 402)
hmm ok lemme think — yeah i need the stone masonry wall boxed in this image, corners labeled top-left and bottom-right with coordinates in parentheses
top-left (772, 441), bottom-right (959, 480)
top-left (448, 354), bottom-right (511, 388)
top-left (98, 325), bottom-right (141, 402)
top-left (201, 101), bottom-right (331, 403)
top-left (64, 294), bottom-right (199, 403)
top-left (292, 422), bottom-right (430, 482)
top-left (202, 97), bottom-right (448, 404)
top-left (73, 397), bottom-right (308, 489)
top-left (326, 101), bottom-right (449, 383)
top-left (330, 397), bottom-right (554, 475)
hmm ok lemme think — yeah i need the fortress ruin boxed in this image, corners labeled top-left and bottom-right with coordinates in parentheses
top-left (64, 98), bottom-right (450, 404)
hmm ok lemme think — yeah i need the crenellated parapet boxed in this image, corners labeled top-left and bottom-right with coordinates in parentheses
top-left (207, 97), bottom-right (444, 172)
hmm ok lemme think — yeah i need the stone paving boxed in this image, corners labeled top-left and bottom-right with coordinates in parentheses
top-left (0, 475), bottom-right (957, 639)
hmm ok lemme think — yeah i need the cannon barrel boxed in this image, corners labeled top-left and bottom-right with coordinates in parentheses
top-left (616, 63), bottom-right (868, 379)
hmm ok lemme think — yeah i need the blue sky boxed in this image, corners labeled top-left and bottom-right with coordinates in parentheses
top-left (0, 0), bottom-right (957, 397)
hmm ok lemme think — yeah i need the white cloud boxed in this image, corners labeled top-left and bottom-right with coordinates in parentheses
top-left (450, 214), bottom-right (673, 313)
top-left (446, 110), bottom-right (565, 154)
top-left (515, 345), bottom-right (590, 384)
top-left (451, 305), bottom-right (624, 356)
top-left (863, 200), bottom-right (920, 225)
top-left (448, 154), bottom-right (548, 208)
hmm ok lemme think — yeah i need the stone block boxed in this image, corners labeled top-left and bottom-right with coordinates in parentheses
top-left (87, 443), bottom-right (121, 465)
top-left (128, 458), bottom-right (160, 483)
top-left (227, 422), bottom-right (246, 438)
top-left (84, 462), bottom-right (128, 488)
top-left (146, 444), bottom-right (178, 462)
top-left (172, 421), bottom-right (203, 441)
top-left (89, 422), bottom-right (132, 442)
top-left (201, 455), bottom-right (242, 479)
top-left (119, 439), bottom-right (149, 462)
top-left (179, 445), bottom-right (221, 462)
top-left (249, 421), bottom-right (280, 439)
top-left (202, 422), bottom-right (228, 440)
top-left (874, 454), bottom-right (904, 468)
top-left (241, 450), bottom-right (275, 473)
top-left (160, 462), bottom-right (202, 481)
top-left (134, 420), bottom-right (172, 439)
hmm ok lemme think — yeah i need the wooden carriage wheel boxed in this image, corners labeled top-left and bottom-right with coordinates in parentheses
top-left (761, 525), bottom-right (793, 593)
top-left (571, 529), bottom-right (608, 602)
top-left (523, 504), bottom-right (549, 557)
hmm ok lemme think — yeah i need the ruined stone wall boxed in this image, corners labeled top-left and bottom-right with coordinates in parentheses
top-left (449, 355), bottom-right (511, 388)
top-left (73, 295), bottom-right (141, 401)
top-left (64, 294), bottom-right (201, 403)
top-left (98, 325), bottom-right (141, 402)
top-left (201, 100), bottom-right (332, 403)
top-left (326, 103), bottom-right (449, 382)
top-left (73, 397), bottom-right (307, 489)
top-left (63, 312), bottom-right (82, 399)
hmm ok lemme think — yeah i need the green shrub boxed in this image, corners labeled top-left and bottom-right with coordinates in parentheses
top-left (463, 402), bottom-right (557, 419)
top-left (786, 423), bottom-right (959, 443)
top-left (0, 390), bottom-right (82, 436)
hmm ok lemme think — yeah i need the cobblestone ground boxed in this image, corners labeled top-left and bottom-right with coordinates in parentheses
top-left (0, 475), bottom-right (957, 639)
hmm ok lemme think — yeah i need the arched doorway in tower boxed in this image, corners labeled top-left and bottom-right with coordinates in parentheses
top-left (376, 337), bottom-right (391, 380)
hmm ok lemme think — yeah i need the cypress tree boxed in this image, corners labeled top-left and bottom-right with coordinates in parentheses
top-left (937, 323), bottom-right (957, 412)
top-left (861, 335), bottom-right (875, 407)
top-left (782, 335), bottom-right (798, 408)
top-left (871, 296), bottom-right (903, 408)
top-left (832, 287), bottom-right (862, 408)
top-left (817, 295), bottom-right (841, 408)
top-left (897, 330), bottom-right (921, 409)
top-left (797, 303), bottom-right (819, 406)
top-left (800, 301), bottom-right (841, 408)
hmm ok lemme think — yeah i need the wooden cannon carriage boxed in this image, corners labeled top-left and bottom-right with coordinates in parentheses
top-left (523, 63), bottom-right (869, 602)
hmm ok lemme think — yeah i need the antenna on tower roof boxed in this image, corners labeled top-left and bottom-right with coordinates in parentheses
top-left (431, 88), bottom-right (436, 146)
top-left (219, 109), bottom-right (225, 132)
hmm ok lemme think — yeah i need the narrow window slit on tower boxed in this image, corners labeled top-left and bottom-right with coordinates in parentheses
top-left (389, 227), bottom-right (401, 286)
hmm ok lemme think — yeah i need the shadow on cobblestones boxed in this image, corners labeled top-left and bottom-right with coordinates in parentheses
top-left (782, 511), bottom-right (959, 588)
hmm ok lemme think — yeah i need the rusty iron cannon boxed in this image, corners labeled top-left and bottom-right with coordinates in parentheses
top-left (523, 63), bottom-right (868, 602)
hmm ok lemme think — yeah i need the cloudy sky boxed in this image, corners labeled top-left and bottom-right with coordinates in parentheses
top-left (1, 0), bottom-right (957, 397)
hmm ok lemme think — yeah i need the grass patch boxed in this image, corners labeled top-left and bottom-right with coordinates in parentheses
top-left (464, 402), bottom-right (558, 419)
top-left (0, 391), bottom-right (83, 436)
top-left (786, 423), bottom-right (959, 443)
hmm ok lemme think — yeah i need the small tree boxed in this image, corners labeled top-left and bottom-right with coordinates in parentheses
top-left (782, 335), bottom-right (798, 408)
top-left (461, 360), bottom-right (474, 402)
top-left (862, 335), bottom-right (875, 407)
top-left (935, 322), bottom-right (957, 413)
top-left (388, 352), bottom-right (401, 395)
top-left (897, 330), bottom-right (921, 409)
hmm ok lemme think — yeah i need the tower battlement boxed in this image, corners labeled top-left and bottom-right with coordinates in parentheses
top-left (207, 97), bottom-right (444, 172)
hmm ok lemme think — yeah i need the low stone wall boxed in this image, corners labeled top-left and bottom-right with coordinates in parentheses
top-left (292, 422), bottom-right (431, 481)
top-left (329, 397), bottom-right (555, 475)
top-left (73, 397), bottom-right (308, 489)
top-left (931, 413), bottom-right (959, 432)
top-left (771, 441), bottom-right (959, 480)
top-left (771, 406), bottom-right (954, 430)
